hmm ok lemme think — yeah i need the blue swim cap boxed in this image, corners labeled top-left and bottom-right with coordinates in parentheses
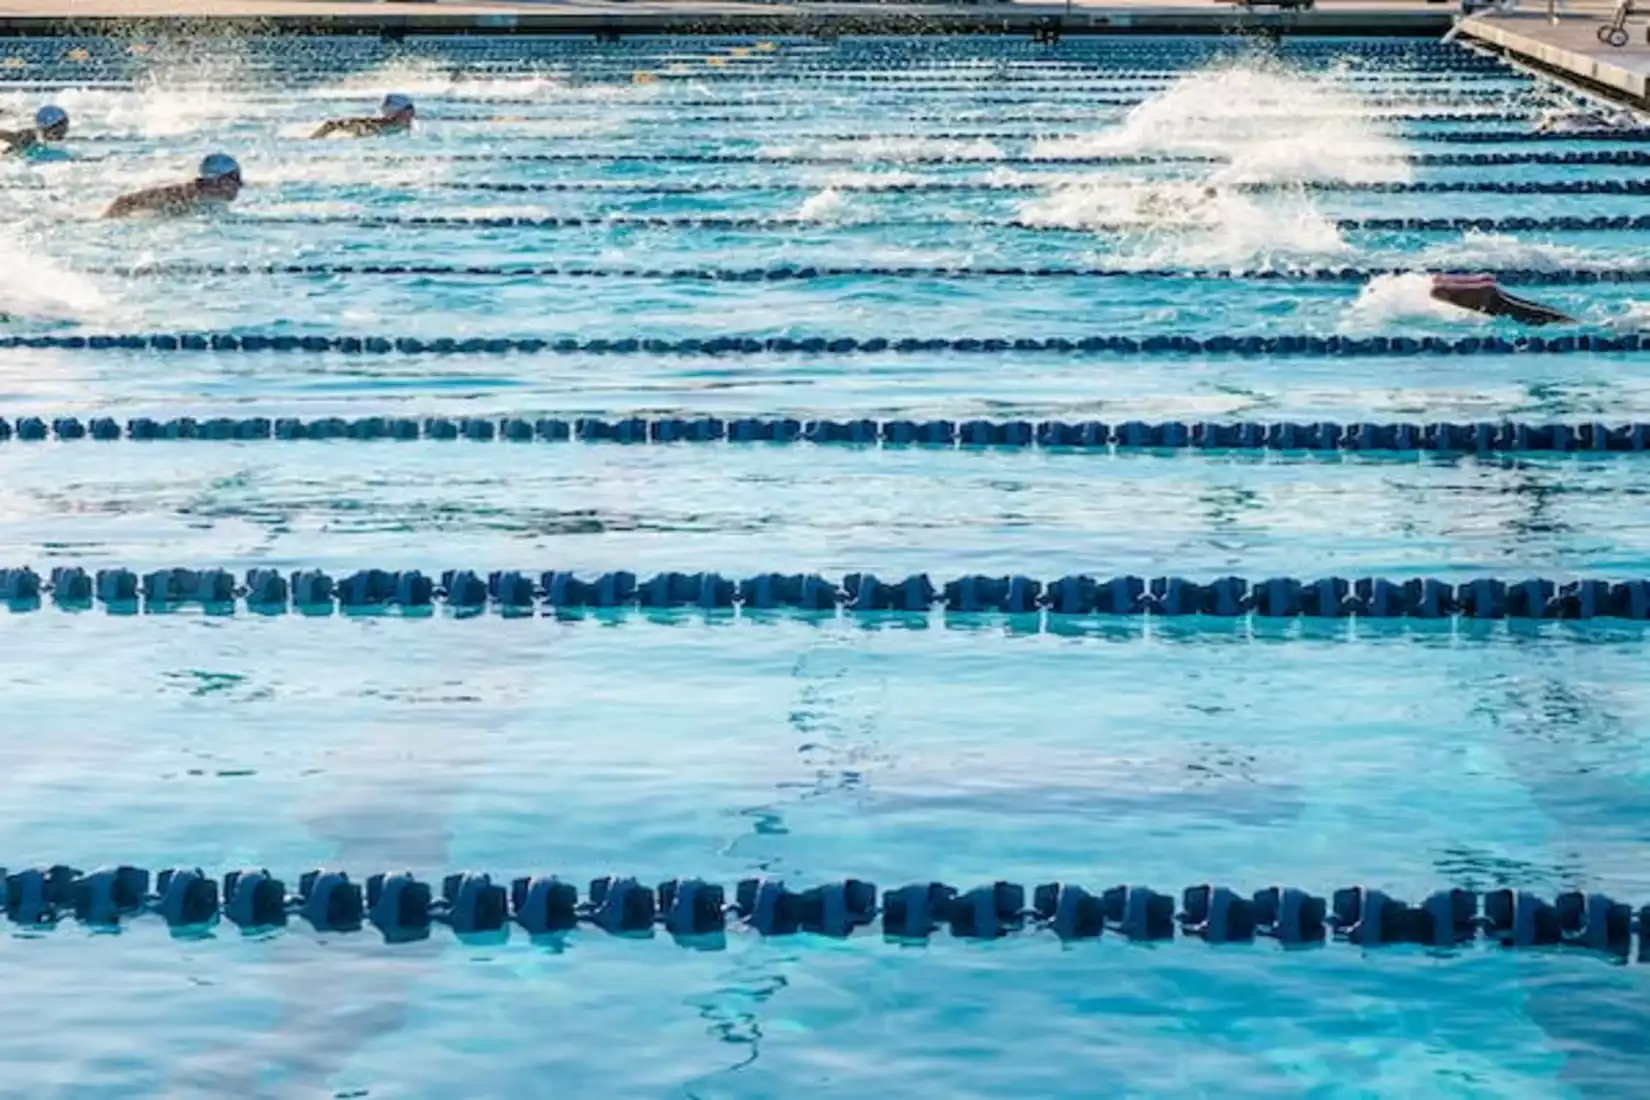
top-left (34, 105), bottom-right (66, 129)
top-left (198, 152), bottom-right (241, 181)
top-left (382, 93), bottom-right (414, 115)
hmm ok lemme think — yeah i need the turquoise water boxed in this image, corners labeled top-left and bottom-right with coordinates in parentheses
top-left (1, 33), bottom-right (1649, 1097)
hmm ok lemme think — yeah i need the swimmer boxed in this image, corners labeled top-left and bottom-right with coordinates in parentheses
top-left (1429, 273), bottom-right (1574, 326)
top-left (0, 105), bottom-right (70, 153)
top-left (310, 93), bottom-right (415, 139)
top-left (1136, 185), bottom-right (1222, 225)
top-left (104, 153), bottom-right (242, 219)
top-left (1535, 106), bottom-right (1636, 133)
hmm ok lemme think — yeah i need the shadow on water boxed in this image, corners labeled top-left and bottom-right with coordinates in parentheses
top-left (1465, 473), bottom-right (1650, 1090)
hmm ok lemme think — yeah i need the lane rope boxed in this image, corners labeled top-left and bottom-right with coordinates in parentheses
top-left (425, 179), bottom-right (1650, 196)
top-left (236, 213), bottom-right (1650, 234)
top-left (413, 110), bottom-right (1536, 123)
top-left (0, 866), bottom-right (1632, 955)
top-left (0, 331), bottom-right (1641, 358)
top-left (65, 262), bottom-right (1650, 286)
top-left (309, 149), bottom-right (1650, 167)
top-left (17, 414), bottom-right (1650, 455)
top-left (6, 567), bottom-right (1650, 620)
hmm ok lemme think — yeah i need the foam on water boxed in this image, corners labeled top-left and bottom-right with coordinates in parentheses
top-left (817, 168), bottom-right (927, 190)
top-left (300, 60), bottom-right (573, 105)
top-left (1030, 64), bottom-right (1415, 186)
top-left (795, 186), bottom-right (850, 221)
top-left (1339, 272), bottom-right (1480, 332)
top-left (759, 136), bottom-right (1006, 162)
top-left (1415, 230), bottom-right (1616, 273)
top-left (0, 229), bottom-right (107, 322)
top-left (1018, 180), bottom-right (1352, 270)
top-left (1608, 301), bottom-right (1650, 331)
top-left (13, 84), bottom-right (268, 139)
top-left (1012, 64), bottom-right (1431, 269)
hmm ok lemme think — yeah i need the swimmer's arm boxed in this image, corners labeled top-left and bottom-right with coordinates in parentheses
top-left (310, 118), bottom-right (377, 139)
top-left (104, 183), bottom-right (190, 219)
top-left (103, 192), bottom-right (144, 218)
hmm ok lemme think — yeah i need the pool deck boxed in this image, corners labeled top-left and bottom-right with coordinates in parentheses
top-left (1460, 0), bottom-right (1650, 106)
top-left (0, 0), bottom-right (1456, 37)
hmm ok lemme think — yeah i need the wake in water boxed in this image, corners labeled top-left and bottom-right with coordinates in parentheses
top-left (1015, 63), bottom-right (1413, 271)
top-left (795, 187), bottom-right (849, 221)
top-left (1340, 273), bottom-right (1482, 333)
top-left (0, 230), bottom-right (107, 323)
top-left (1414, 230), bottom-right (1618, 274)
top-left (1017, 177), bottom-right (1353, 271)
top-left (1030, 63), bottom-right (1414, 186)
top-left (759, 136), bottom-right (1006, 162)
top-left (307, 60), bottom-right (575, 104)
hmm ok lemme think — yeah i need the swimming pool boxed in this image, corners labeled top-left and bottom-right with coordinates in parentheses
top-left (0, 30), bottom-right (1648, 1097)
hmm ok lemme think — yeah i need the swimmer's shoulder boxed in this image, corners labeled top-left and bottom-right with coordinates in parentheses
top-left (105, 181), bottom-right (197, 218)
top-left (312, 117), bottom-right (389, 139)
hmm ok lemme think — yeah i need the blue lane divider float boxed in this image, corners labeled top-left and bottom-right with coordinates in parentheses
top-left (70, 262), bottom-right (1650, 287)
top-left (435, 179), bottom-right (1650, 196)
top-left (0, 332), bottom-right (1644, 358)
top-left (415, 113), bottom-right (1545, 131)
top-left (15, 415), bottom-right (1650, 454)
top-left (31, 174), bottom-right (1637, 197)
top-left (339, 150), bottom-right (1650, 169)
top-left (337, 93), bottom-right (1543, 110)
top-left (415, 70), bottom-right (1518, 84)
top-left (422, 110), bottom-right (1538, 125)
top-left (3, 61), bottom-right (1511, 86)
top-left (0, 64), bottom-right (1515, 84)
top-left (0, 864), bottom-right (1640, 958)
top-left (246, 213), bottom-right (1650, 235)
top-left (355, 150), bottom-right (1650, 167)
top-left (0, 42), bottom-right (1517, 61)
top-left (414, 73), bottom-right (1520, 88)
top-left (5, 567), bottom-right (1650, 620)
top-left (1416, 128), bottom-right (1650, 143)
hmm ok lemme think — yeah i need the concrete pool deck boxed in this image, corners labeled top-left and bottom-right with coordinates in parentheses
top-left (1460, 1), bottom-right (1650, 107)
top-left (0, 0), bottom-right (1456, 37)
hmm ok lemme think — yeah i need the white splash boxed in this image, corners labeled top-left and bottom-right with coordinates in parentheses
top-left (1031, 64), bottom-right (1414, 186)
top-left (7, 84), bottom-right (265, 139)
top-left (760, 136), bottom-right (1005, 162)
top-left (301, 60), bottom-right (570, 105)
top-left (817, 168), bottom-right (926, 190)
top-left (796, 187), bottom-right (848, 221)
top-left (1012, 63), bottom-right (1428, 269)
top-left (1340, 273), bottom-right (1481, 332)
top-left (1607, 301), bottom-right (1650, 332)
top-left (1413, 231), bottom-right (1614, 273)
top-left (0, 232), bottom-right (106, 322)
top-left (1018, 178), bottom-right (1352, 270)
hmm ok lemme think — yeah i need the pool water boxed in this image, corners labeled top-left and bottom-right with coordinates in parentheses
top-left (0, 32), bottom-right (1648, 1098)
